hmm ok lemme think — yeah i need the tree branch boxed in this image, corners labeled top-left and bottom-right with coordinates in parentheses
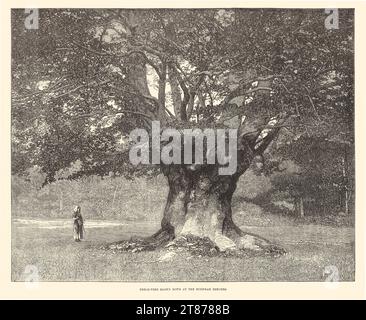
top-left (168, 66), bottom-right (183, 119)
top-left (127, 50), bottom-right (162, 79)
top-left (223, 86), bottom-right (273, 105)
top-left (109, 84), bottom-right (160, 115)
top-left (67, 41), bottom-right (163, 79)
top-left (169, 63), bottom-right (190, 121)
top-left (52, 80), bottom-right (110, 100)
top-left (253, 114), bottom-right (290, 154)
top-left (186, 74), bottom-right (206, 119)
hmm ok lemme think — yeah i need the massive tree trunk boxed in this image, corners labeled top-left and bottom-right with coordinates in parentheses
top-left (160, 165), bottom-right (262, 252)
top-left (109, 132), bottom-right (286, 256)
top-left (157, 148), bottom-right (285, 254)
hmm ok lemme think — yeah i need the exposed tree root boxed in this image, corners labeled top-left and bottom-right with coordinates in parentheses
top-left (105, 229), bottom-right (174, 252)
top-left (103, 229), bottom-right (286, 258)
top-left (224, 223), bottom-right (287, 256)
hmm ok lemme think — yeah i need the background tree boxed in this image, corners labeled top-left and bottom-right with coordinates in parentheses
top-left (268, 138), bottom-right (354, 217)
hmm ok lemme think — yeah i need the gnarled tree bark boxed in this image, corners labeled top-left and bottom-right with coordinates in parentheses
top-left (109, 130), bottom-right (286, 256)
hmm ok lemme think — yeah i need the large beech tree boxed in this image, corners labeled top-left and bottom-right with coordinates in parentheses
top-left (12, 9), bottom-right (354, 253)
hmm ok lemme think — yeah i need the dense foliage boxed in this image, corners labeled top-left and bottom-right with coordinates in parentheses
top-left (12, 9), bottom-right (354, 215)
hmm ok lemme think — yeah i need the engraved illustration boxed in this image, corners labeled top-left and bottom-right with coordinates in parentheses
top-left (11, 8), bottom-right (354, 281)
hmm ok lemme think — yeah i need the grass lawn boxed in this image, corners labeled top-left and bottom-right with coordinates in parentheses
top-left (11, 216), bottom-right (355, 282)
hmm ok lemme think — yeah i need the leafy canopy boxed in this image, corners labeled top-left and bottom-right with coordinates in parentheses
top-left (11, 9), bottom-right (354, 183)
